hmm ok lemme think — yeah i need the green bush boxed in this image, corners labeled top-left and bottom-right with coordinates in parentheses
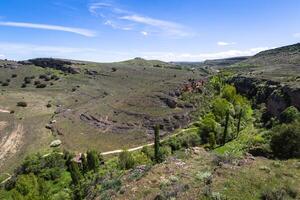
top-left (279, 106), bottom-right (299, 124)
top-left (17, 101), bottom-right (27, 107)
top-left (118, 150), bottom-right (135, 170)
top-left (270, 122), bottom-right (300, 159)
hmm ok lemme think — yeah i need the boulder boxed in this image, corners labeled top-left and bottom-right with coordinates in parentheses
top-left (50, 139), bottom-right (62, 147)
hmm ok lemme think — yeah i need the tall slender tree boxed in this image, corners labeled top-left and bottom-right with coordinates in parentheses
top-left (223, 111), bottom-right (230, 145)
top-left (154, 125), bottom-right (161, 163)
top-left (69, 161), bottom-right (82, 185)
top-left (236, 108), bottom-right (243, 137)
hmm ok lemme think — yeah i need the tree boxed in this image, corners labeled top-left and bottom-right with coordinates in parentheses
top-left (222, 111), bottom-right (230, 145)
top-left (222, 84), bottom-right (237, 103)
top-left (270, 122), bottom-right (300, 159)
top-left (280, 106), bottom-right (299, 124)
top-left (199, 113), bottom-right (219, 143)
top-left (69, 161), bottom-right (82, 185)
top-left (81, 153), bottom-right (88, 173)
top-left (212, 97), bottom-right (234, 122)
top-left (208, 132), bottom-right (216, 149)
top-left (236, 108), bottom-right (243, 136)
top-left (86, 150), bottom-right (99, 172)
top-left (154, 125), bottom-right (162, 163)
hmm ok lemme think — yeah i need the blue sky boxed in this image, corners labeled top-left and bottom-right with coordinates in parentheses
top-left (0, 0), bottom-right (299, 62)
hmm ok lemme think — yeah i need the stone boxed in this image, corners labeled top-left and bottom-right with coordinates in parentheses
top-left (50, 139), bottom-right (62, 147)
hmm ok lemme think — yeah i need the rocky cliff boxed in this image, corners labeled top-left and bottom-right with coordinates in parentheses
top-left (230, 76), bottom-right (300, 117)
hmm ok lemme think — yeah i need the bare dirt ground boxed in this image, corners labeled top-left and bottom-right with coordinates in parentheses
top-left (0, 121), bottom-right (8, 132)
top-left (0, 124), bottom-right (24, 168)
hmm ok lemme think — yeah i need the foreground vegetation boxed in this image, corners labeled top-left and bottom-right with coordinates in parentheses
top-left (0, 74), bottom-right (299, 200)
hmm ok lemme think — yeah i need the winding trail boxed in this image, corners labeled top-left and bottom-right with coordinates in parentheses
top-left (0, 108), bottom-right (10, 113)
top-left (1, 127), bottom-right (197, 185)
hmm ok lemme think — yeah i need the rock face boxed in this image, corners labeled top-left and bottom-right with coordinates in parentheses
top-left (50, 139), bottom-right (62, 147)
top-left (230, 76), bottom-right (300, 117)
top-left (26, 58), bottom-right (80, 74)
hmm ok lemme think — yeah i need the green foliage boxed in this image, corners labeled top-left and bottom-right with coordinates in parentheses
top-left (222, 84), bottom-right (237, 102)
top-left (270, 121), bottom-right (300, 159)
top-left (68, 161), bottom-right (82, 185)
top-left (209, 132), bottom-right (216, 149)
top-left (15, 173), bottom-right (39, 196)
top-left (87, 150), bottom-right (100, 172)
top-left (212, 97), bottom-right (234, 122)
top-left (132, 152), bottom-right (152, 166)
top-left (118, 150), bottom-right (135, 170)
top-left (279, 106), bottom-right (299, 124)
top-left (154, 125), bottom-right (162, 163)
top-left (198, 113), bottom-right (221, 144)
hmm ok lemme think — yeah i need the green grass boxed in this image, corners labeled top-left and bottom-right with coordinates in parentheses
top-left (214, 125), bottom-right (264, 157)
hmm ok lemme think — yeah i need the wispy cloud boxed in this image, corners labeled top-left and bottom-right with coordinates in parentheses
top-left (217, 41), bottom-right (236, 46)
top-left (293, 33), bottom-right (300, 38)
top-left (88, 2), bottom-right (192, 37)
top-left (0, 21), bottom-right (96, 37)
top-left (140, 47), bottom-right (269, 61)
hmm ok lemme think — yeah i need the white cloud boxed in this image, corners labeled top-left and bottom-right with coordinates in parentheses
top-left (88, 2), bottom-right (191, 37)
top-left (293, 33), bottom-right (300, 38)
top-left (140, 47), bottom-right (269, 62)
top-left (0, 54), bottom-right (5, 58)
top-left (217, 41), bottom-right (236, 46)
top-left (0, 42), bottom-right (269, 63)
top-left (141, 31), bottom-right (148, 36)
top-left (0, 21), bottom-right (96, 37)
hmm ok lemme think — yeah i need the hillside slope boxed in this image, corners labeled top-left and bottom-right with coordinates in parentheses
top-left (0, 58), bottom-right (204, 172)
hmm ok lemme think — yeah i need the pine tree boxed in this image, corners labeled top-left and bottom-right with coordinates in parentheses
top-left (81, 153), bottom-right (88, 173)
top-left (209, 132), bottom-right (216, 149)
top-left (87, 150), bottom-right (99, 172)
top-left (154, 125), bottom-right (161, 163)
top-left (237, 108), bottom-right (243, 136)
top-left (69, 161), bottom-right (82, 185)
top-left (223, 111), bottom-right (230, 145)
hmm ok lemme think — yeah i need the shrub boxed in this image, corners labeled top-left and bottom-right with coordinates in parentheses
top-left (24, 77), bottom-right (31, 84)
top-left (279, 106), bottom-right (299, 124)
top-left (36, 83), bottom-right (47, 88)
top-left (11, 74), bottom-right (17, 78)
top-left (46, 103), bottom-right (52, 108)
top-left (34, 80), bottom-right (41, 85)
top-left (6, 79), bottom-right (11, 82)
top-left (21, 83), bottom-right (27, 88)
top-left (141, 146), bottom-right (154, 160)
top-left (17, 101), bottom-right (28, 107)
top-left (133, 152), bottom-right (152, 165)
top-left (270, 122), bottom-right (300, 159)
top-left (2, 82), bottom-right (9, 86)
top-left (118, 150), bottom-right (135, 169)
top-left (261, 186), bottom-right (298, 200)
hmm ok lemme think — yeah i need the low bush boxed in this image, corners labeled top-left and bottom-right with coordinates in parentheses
top-left (2, 82), bottom-right (9, 86)
top-left (17, 102), bottom-right (27, 107)
top-left (118, 150), bottom-right (135, 170)
top-left (11, 74), bottom-right (17, 78)
top-left (36, 83), bottom-right (47, 88)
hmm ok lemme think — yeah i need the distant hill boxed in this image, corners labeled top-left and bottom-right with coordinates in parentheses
top-left (241, 43), bottom-right (300, 66)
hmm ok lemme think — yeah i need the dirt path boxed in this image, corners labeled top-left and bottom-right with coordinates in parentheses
top-left (0, 108), bottom-right (10, 113)
top-left (0, 124), bottom-right (24, 167)
top-left (0, 121), bottom-right (8, 132)
top-left (101, 127), bottom-right (197, 155)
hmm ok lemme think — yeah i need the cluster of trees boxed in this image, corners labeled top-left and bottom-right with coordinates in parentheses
top-left (269, 106), bottom-right (300, 159)
top-left (197, 80), bottom-right (253, 148)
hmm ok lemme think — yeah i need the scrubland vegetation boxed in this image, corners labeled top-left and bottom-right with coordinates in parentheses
top-left (1, 72), bottom-right (299, 200)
